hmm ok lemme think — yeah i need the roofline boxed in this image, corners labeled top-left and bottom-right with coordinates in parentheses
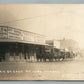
top-left (0, 39), bottom-right (47, 46)
top-left (0, 26), bottom-right (46, 37)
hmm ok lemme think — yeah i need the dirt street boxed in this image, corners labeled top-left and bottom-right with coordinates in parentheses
top-left (0, 59), bottom-right (84, 80)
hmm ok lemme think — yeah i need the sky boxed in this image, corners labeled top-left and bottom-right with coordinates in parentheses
top-left (0, 4), bottom-right (84, 49)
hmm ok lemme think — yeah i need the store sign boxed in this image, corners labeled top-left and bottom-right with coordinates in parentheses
top-left (8, 27), bottom-right (22, 40)
top-left (0, 34), bottom-right (7, 39)
top-left (0, 27), bottom-right (8, 38)
top-left (0, 26), bottom-right (45, 44)
top-left (0, 27), bottom-right (8, 34)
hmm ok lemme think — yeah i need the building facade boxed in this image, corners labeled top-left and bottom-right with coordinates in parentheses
top-left (0, 26), bottom-right (46, 62)
top-left (45, 40), bottom-right (60, 49)
top-left (46, 39), bottom-right (80, 57)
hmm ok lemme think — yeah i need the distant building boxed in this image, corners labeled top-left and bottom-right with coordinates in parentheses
top-left (46, 39), bottom-right (80, 54)
top-left (45, 40), bottom-right (60, 49)
top-left (60, 38), bottom-right (80, 54)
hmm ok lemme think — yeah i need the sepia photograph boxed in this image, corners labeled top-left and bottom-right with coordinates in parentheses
top-left (0, 4), bottom-right (83, 80)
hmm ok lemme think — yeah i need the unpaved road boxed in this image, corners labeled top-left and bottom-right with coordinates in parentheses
top-left (0, 59), bottom-right (84, 80)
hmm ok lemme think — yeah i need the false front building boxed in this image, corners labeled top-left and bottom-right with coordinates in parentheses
top-left (0, 26), bottom-right (46, 62)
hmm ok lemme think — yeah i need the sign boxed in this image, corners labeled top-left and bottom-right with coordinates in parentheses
top-left (0, 26), bottom-right (45, 45)
top-left (8, 27), bottom-right (22, 40)
top-left (0, 27), bottom-right (8, 38)
top-left (0, 27), bottom-right (8, 34)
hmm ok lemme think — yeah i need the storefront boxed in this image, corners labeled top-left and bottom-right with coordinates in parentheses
top-left (0, 26), bottom-right (46, 62)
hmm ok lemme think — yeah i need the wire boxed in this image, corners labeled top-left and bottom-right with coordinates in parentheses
top-left (0, 10), bottom-right (63, 25)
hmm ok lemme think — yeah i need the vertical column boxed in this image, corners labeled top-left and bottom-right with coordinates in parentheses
top-left (19, 45), bottom-right (21, 61)
top-left (26, 52), bottom-right (28, 62)
top-left (20, 49), bottom-right (23, 61)
top-left (27, 45), bottom-right (30, 62)
top-left (19, 51), bottom-right (21, 61)
top-left (28, 49), bottom-right (30, 62)
top-left (5, 47), bottom-right (10, 62)
top-left (14, 46), bottom-right (16, 61)
top-left (24, 45), bottom-right (27, 62)
top-left (10, 45), bottom-right (14, 62)
top-left (31, 46), bottom-right (33, 62)
top-left (32, 45), bottom-right (35, 62)
top-left (29, 46), bottom-right (32, 62)
top-left (18, 45), bottom-right (20, 62)
top-left (14, 44), bottom-right (17, 61)
top-left (34, 45), bottom-right (36, 62)
top-left (34, 47), bottom-right (37, 62)
top-left (15, 44), bottom-right (19, 62)
top-left (20, 44), bottom-right (25, 61)
top-left (31, 49), bottom-right (32, 62)
top-left (26, 46), bottom-right (28, 61)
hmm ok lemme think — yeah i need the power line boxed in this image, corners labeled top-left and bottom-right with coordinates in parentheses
top-left (0, 10), bottom-right (63, 25)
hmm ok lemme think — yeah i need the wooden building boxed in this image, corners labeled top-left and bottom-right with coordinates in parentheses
top-left (0, 26), bottom-right (46, 62)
